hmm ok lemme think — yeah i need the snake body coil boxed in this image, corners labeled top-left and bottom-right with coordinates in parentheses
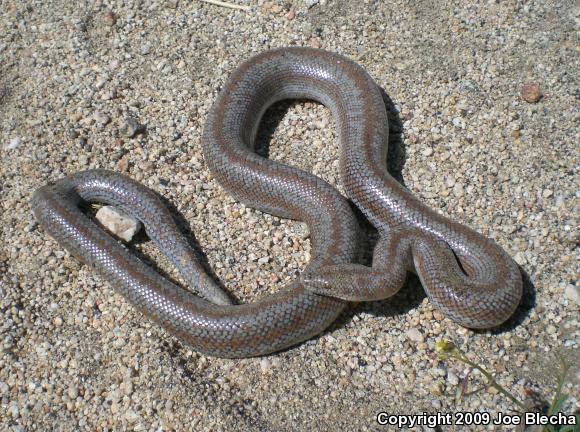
top-left (31, 48), bottom-right (522, 358)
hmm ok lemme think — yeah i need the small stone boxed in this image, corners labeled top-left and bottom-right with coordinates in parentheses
top-left (101, 90), bottom-right (116, 101)
top-left (0, 381), bottom-right (9, 395)
top-left (111, 402), bottom-right (120, 414)
top-left (268, 3), bottom-right (282, 13)
top-left (120, 380), bottom-right (133, 396)
top-left (121, 117), bottom-right (145, 138)
top-left (103, 11), bottom-right (117, 26)
top-left (118, 157), bottom-right (129, 172)
top-left (542, 189), bottom-right (553, 198)
top-left (297, 224), bottom-right (310, 240)
top-left (429, 383), bottom-right (443, 396)
top-left (520, 82), bottom-right (541, 103)
top-left (453, 183), bottom-right (464, 197)
top-left (406, 327), bottom-right (424, 343)
top-left (5, 136), bottom-right (22, 150)
top-left (125, 409), bottom-right (139, 423)
top-left (260, 358), bottom-right (272, 373)
top-left (95, 76), bottom-right (108, 89)
top-left (513, 251), bottom-right (526, 265)
top-left (67, 386), bottom-right (78, 399)
top-left (95, 206), bottom-right (142, 242)
top-left (447, 371), bottom-right (459, 386)
top-left (452, 117), bottom-right (465, 129)
top-left (141, 44), bottom-right (151, 55)
top-left (564, 285), bottom-right (580, 306)
top-left (287, 9), bottom-right (295, 20)
top-left (8, 403), bottom-right (19, 418)
top-left (422, 147), bottom-right (434, 157)
top-left (94, 112), bottom-right (111, 126)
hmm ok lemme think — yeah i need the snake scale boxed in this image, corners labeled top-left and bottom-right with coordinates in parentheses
top-left (31, 48), bottom-right (523, 358)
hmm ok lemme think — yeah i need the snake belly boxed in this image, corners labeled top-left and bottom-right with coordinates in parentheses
top-left (31, 47), bottom-right (522, 358)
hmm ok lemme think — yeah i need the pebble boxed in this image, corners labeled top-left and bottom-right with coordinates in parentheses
top-left (95, 76), bottom-right (108, 90)
top-left (118, 157), bottom-right (129, 172)
top-left (103, 11), bottom-right (117, 27)
top-left (452, 117), bottom-right (465, 129)
top-left (8, 403), bottom-right (19, 418)
top-left (447, 371), bottom-right (459, 386)
top-left (125, 410), bottom-right (139, 423)
top-left (520, 82), bottom-right (542, 103)
top-left (67, 386), bottom-right (78, 399)
top-left (564, 285), bottom-right (580, 306)
top-left (95, 206), bottom-right (142, 242)
top-left (260, 358), bottom-right (272, 373)
top-left (93, 112), bottom-right (111, 126)
top-left (453, 183), bottom-right (464, 197)
top-left (120, 117), bottom-right (145, 138)
top-left (406, 328), bottom-right (424, 343)
top-left (5, 136), bottom-right (21, 150)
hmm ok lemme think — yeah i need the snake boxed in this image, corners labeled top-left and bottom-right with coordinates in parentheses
top-left (30, 47), bottom-right (523, 358)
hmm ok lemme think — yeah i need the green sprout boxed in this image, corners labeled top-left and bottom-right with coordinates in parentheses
top-left (435, 340), bottom-right (579, 432)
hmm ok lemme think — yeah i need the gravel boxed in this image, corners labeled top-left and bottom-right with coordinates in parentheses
top-left (1, 1), bottom-right (578, 431)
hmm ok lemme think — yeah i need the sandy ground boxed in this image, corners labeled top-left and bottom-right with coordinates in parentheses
top-left (1, 1), bottom-right (578, 431)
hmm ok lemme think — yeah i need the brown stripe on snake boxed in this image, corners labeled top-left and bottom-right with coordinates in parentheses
top-left (31, 47), bottom-right (522, 358)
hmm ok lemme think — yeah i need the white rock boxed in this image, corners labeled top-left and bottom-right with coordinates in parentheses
top-left (5, 137), bottom-right (22, 150)
top-left (564, 284), bottom-right (580, 306)
top-left (452, 117), bottom-right (465, 129)
top-left (95, 206), bottom-right (141, 242)
top-left (125, 409), bottom-right (139, 423)
top-left (453, 183), bottom-right (464, 197)
top-left (8, 402), bottom-right (19, 418)
top-left (406, 327), bottom-right (424, 343)
top-left (95, 76), bottom-right (108, 89)
top-left (447, 371), bottom-right (459, 385)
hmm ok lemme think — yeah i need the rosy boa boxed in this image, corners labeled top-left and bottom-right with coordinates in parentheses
top-left (31, 48), bottom-right (522, 357)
